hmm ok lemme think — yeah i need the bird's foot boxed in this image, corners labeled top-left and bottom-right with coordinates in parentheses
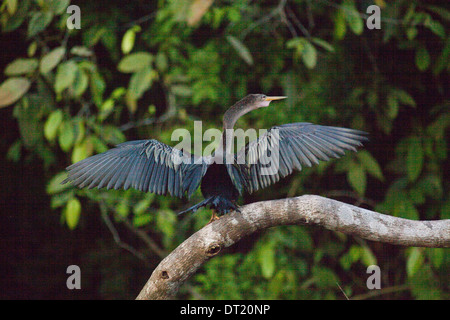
top-left (207, 212), bottom-right (220, 224)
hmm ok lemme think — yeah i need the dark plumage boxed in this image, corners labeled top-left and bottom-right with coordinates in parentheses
top-left (63, 94), bottom-right (368, 222)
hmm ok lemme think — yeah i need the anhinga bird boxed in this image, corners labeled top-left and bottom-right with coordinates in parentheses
top-left (63, 94), bottom-right (368, 222)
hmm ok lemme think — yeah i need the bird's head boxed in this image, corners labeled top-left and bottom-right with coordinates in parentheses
top-left (223, 94), bottom-right (287, 130)
top-left (242, 94), bottom-right (287, 109)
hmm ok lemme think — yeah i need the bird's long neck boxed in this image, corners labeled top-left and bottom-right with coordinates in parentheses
top-left (220, 101), bottom-right (252, 154)
top-left (212, 101), bottom-right (252, 162)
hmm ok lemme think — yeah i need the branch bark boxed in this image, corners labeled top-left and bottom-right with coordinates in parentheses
top-left (136, 195), bottom-right (450, 300)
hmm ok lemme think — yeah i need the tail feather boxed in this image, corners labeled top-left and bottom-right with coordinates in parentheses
top-left (178, 196), bottom-right (240, 215)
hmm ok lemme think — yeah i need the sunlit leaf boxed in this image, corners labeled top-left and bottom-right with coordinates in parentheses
top-left (70, 46), bottom-right (93, 57)
top-left (258, 241), bottom-right (276, 279)
top-left (121, 30), bottom-right (135, 55)
top-left (6, 0), bottom-right (18, 15)
top-left (58, 120), bottom-right (75, 152)
top-left (40, 47), bottom-right (66, 74)
top-left (44, 109), bottom-right (63, 141)
top-left (65, 197), bottom-right (81, 230)
top-left (117, 52), bottom-right (153, 73)
top-left (128, 67), bottom-right (157, 100)
top-left (5, 58), bottom-right (38, 76)
top-left (187, 0), bottom-right (214, 26)
top-left (0, 77), bottom-right (31, 108)
top-left (55, 60), bottom-right (78, 94)
top-left (71, 139), bottom-right (94, 163)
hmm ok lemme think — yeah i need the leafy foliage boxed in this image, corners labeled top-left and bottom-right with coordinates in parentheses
top-left (1, 0), bottom-right (448, 299)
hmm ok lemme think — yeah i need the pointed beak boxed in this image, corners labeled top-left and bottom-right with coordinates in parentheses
top-left (264, 96), bottom-right (287, 101)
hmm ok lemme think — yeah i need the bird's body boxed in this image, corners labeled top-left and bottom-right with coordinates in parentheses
top-left (63, 94), bottom-right (368, 221)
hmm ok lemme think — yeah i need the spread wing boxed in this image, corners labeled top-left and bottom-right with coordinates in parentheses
top-left (228, 123), bottom-right (369, 194)
top-left (62, 139), bottom-right (209, 198)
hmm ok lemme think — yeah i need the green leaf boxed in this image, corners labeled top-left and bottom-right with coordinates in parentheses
top-left (156, 209), bottom-right (176, 240)
top-left (44, 109), bottom-right (63, 141)
top-left (393, 89), bottom-right (416, 107)
top-left (226, 35), bottom-right (254, 66)
top-left (40, 47), bottom-right (66, 74)
top-left (121, 27), bottom-right (140, 54)
top-left (0, 77), bottom-right (31, 108)
top-left (98, 99), bottom-right (114, 121)
top-left (58, 121), bottom-right (75, 152)
top-left (5, 58), bottom-right (38, 76)
top-left (49, 0), bottom-right (70, 15)
top-left (28, 11), bottom-right (53, 37)
top-left (342, 0), bottom-right (363, 35)
top-left (386, 93), bottom-right (399, 119)
top-left (72, 68), bottom-right (89, 97)
top-left (5, 0), bottom-right (18, 15)
top-left (90, 71), bottom-right (106, 106)
top-left (258, 241), bottom-right (276, 279)
top-left (46, 171), bottom-right (71, 195)
top-left (133, 214), bottom-right (152, 227)
top-left (340, 245), bottom-right (361, 270)
top-left (117, 52), bottom-right (153, 73)
top-left (360, 246), bottom-right (377, 267)
top-left (71, 139), bottom-right (93, 163)
top-left (133, 199), bottom-right (151, 215)
top-left (128, 67), bottom-right (157, 100)
top-left (406, 247), bottom-right (424, 277)
top-left (65, 197), bottom-right (81, 230)
top-left (347, 162), bottom-right (366, 195)
top-left (357, 150), bottom-right (384, 181)
top-left (334, 8), bottom-right (347, 40)
top-left (312, 266), bottom-right (338, 288)
top-left (406, 136), bottom-right (423, 182)
top-left (409, 265), bottom-right (442, 299)
top-left (6, 140), bottom-right (22, 162)
top-left (99, 126), bottom-right (126, 145)
top-left (2, 0), bottom-right (29, 32)
top-left (301, 41), bottom-right (317, 69)
top-left (311, 38), bottom-right (335, 52)
top-left (70, 46), bottom-right (93, 57)
top-left (415, 46), bottom-right (430, 71)
top-left (424, 19), bottom-right (446, 38)
top-left (426, 248), bottom-right (445, 269)
top-left (287, 38), bottom-right (317, 69)
top-left (55, 60), bottom-right (78, 94)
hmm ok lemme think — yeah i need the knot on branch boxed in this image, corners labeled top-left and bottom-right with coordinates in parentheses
top-left (206, 243), bottom-right (222, 256)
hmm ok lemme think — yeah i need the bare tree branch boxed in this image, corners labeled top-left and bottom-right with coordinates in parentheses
top-left (136, 195), bottom-right (450, 300)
